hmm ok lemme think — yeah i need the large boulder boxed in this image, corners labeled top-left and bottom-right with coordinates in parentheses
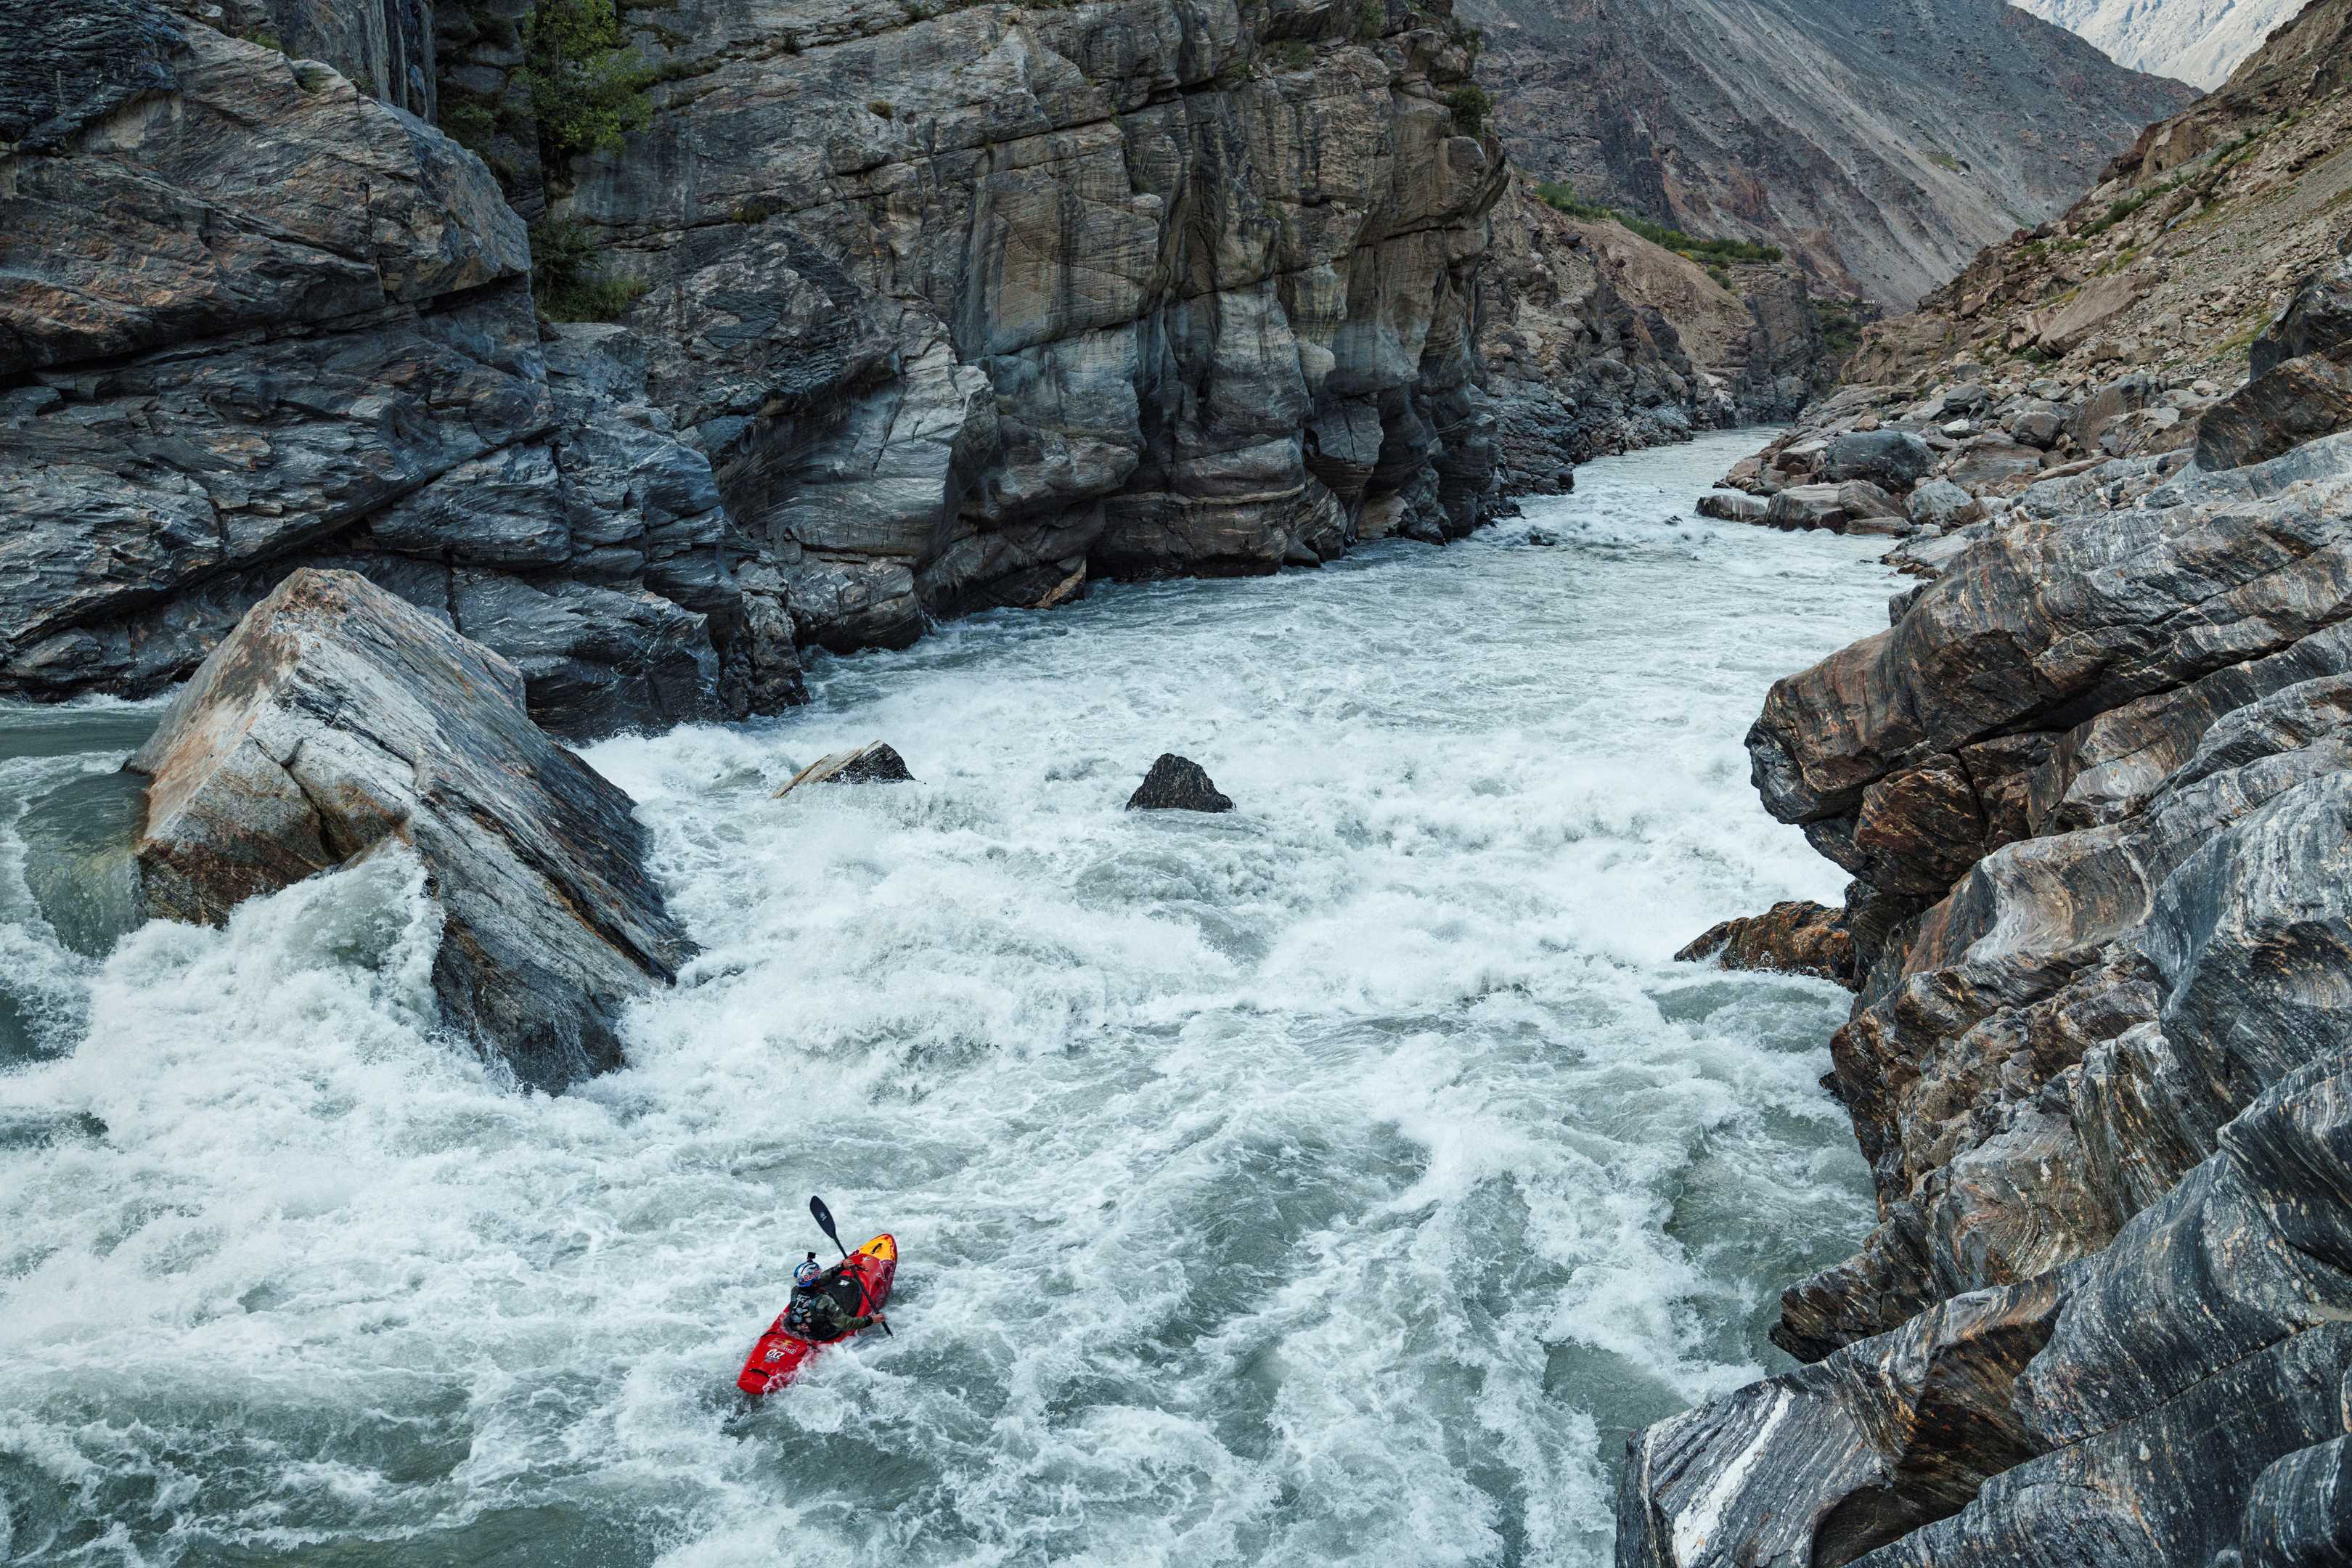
top-left (128, 570), bottom-right (693, 1093)
top-left (2195, 341), bottom-right (2352, 470)
top-left (1766, 481), bottom-right (1907, 534)
top-left (1824, 430), bottom-right (1935, 491)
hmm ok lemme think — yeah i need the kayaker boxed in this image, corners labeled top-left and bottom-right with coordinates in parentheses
top-left (794, 1281), bottom-right (882, 1341)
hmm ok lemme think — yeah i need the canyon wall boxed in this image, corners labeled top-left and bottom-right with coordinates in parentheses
top-left (12, 0), bottom-right (1653, 724)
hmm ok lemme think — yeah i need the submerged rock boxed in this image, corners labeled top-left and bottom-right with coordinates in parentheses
top-left (128, 570), bottom-right (693, 1093)
top-left (1125, 756), bottom-right (1234, 814)
top-left (775, 742), bottom-right (916, 797)
top-left (1675, 901), bottom-right (1857, 989)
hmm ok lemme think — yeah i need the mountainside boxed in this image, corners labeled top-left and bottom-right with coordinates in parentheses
top-left (1851, 0), bottom-right (2352, 389)
top-left (1458, 0), bottom-right (2199, 309)
top-left (1617, 3), bottom-right (2352, 1563)
top-left (2017, 0), bottom-right (2308, 88)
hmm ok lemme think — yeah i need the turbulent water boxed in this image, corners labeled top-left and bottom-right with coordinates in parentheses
top-left (1, 433), bottom-right (1898, 1567)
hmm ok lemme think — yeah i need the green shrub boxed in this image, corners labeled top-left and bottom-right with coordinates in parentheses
top-left (1534, 181), bottom-right (1784, 264)
top-left (869, 99), bottom-right (894, 118)
top-left (1443, 83), bottom-right (1490, 134)
top-left (522, 0), bottom-right (658, 175)
top-left (528, 216), bottom-right (650, 322)
top-left (1267, 39), bottom-right (1315, 70)
top-left (1354, 0), bottom-right (1385, 39)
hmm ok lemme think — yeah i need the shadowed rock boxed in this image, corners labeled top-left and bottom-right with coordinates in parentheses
top-left (1676, 900), bottom-right (1858, 989)
top-left (128, 570), bottom-right (693, 1094)
top-left (775, 742), bottom-right (916, 798)
top-left (1126, 756), bottom-right (1234, 814)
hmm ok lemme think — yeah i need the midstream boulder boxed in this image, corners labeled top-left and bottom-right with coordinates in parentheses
top-left (128, 569), bottom-right (693, 1093)
top-left (1126, 755), bottom-right (1234, 813)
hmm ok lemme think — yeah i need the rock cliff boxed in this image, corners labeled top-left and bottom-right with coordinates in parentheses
top-left (1620, 9), bottom-right (2352, 1558)
top-left (1458, 0), bottom-right (2199, 309)
top-left (1, 0), bottom-right (795, 738)
top-left (6, 0), bottom-right (1630, 698)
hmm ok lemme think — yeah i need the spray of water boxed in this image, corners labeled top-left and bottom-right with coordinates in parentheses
top-left (0, 434), bottom-right (1892, 1566)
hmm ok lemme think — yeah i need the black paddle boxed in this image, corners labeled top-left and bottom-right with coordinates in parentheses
top-left (809, 1194), bottom-right (893, 1336)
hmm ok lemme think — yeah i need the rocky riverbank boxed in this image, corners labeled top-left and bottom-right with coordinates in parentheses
top-left (1621, 8), bottom-right (2352, 1556)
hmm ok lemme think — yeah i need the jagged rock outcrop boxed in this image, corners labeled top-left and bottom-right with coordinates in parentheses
top-left (558, 0), bottom-right (1510, 650)
top-left (2015, 0), bottom-right (2306, 89)
top-left (0, 0), bottom-right (797, 738)
top-left (1455, 0), bottom-right (2196, 309)
top-left (129, 569), bottom-right (693, 1093)
top-left (1618, 226), bottom-right (2352, 1565)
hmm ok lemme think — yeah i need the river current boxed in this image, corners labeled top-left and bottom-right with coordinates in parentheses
top-left (2, 433), bottom-right (1895, 1567)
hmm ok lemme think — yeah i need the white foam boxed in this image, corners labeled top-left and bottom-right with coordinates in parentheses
top-left (0, 433), bottom-right (1890, 1565)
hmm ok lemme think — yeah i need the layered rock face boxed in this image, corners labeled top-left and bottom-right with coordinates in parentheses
top-left (2016, 0), bottom-right (2306, 89)
top-left (130, 569), bottom-right (694, 1093)
top-left (1455, 0), bottom-right (2196, 309)
top-left (0, 1), bottom-right (798, 737)
top-left (1620, 234), bottom-right (2352, 1566)
top-left (564, 0), bottom-right (1509, 644)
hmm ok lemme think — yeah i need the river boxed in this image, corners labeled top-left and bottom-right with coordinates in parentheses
top-left (1, 432), bottom-right (1895, 1567)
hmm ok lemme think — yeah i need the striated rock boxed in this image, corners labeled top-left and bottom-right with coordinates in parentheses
top-left (2017, 0), bottom-right (2305, 89)
top-left (565, 0), bottom-right (1511, 652)
top-left (775, 742), bottom-right (916, 798)
top-left (128, 570), bottom-right (693, 1094)
top-left (1675, 901), bottom-right (1856, 989)
top-left (1126, 755), bottom-right (1233, 814)
top-left (1619, 1278), bottom-right (2062, 1568)
top-left (2196, 342), bottom-right (2352, 471)
top-left (1696, 491), bottom-right (1771, 524)
top-left (1904, 481), bottom-right (1983, 534)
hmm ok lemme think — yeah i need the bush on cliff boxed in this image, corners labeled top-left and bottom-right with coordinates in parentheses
top-left (523, 0), bottom-right (658, 173)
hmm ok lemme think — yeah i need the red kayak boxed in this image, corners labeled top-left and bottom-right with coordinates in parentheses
top-left (735, 1233), bottom-right (898, 1396)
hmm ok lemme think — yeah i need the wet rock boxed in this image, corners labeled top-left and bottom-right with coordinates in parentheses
top-left (0, 8), bottom-right (786, 735)
top-left (1675, 901), bottom-right (1857, 989)
top-left (1618, 1277), bottom-right (2062, 1568)
top-left (775, 743), bottom-right (916, 798)
top-left (1696, 491), bottom-right (1771, 524)
top-left (128, 570), bottom-right (693, 1095)
top-left (1125, 755), bottom-right (1234, 814)
top-left (1825, 430), bottom-right (1935, 491)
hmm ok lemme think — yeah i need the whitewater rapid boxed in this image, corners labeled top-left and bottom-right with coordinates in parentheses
top-left (1, 433), bottom-right (1897, 1567)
